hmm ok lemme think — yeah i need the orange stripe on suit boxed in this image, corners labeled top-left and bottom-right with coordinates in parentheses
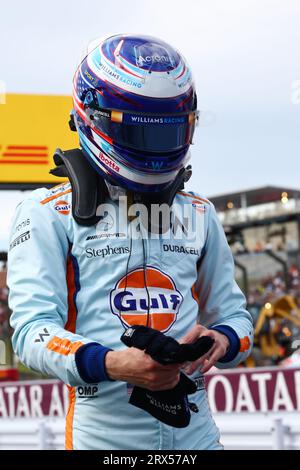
top-left (178, 191), bottom-right (210, 205)
top-left (40, 188), bottom-right (72, 205)
top-left (65, 386), bottom-right (76, 450)
top-left (65, 251), bottom-right (80, 450)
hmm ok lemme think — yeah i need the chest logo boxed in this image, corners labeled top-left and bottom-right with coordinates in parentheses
top-left (54, 199), bottom-right (70, 215)
top-left (110, 266), bottom-right (183, 332)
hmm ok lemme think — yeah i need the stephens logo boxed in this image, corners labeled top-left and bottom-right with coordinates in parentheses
top-left (54, 200), bottom-right (70, 215)
top-left (85, 245), bottom-right (130, 259)
top-left (110, 266), bottom-right (183, 332)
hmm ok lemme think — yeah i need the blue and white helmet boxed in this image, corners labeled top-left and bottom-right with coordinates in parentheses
top-left (72, 34), bottom-right (198, 193)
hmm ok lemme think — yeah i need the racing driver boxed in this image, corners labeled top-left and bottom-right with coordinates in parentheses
top-left (8, 34), bottom-right (253, 450)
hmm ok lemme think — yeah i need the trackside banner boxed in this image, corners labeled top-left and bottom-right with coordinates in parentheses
top-left (0, 367), bottom-right (299, 418)
top-left (0, 94), bottom-right (77, 186)
top-left (205, 366), bottom-right (300, 413)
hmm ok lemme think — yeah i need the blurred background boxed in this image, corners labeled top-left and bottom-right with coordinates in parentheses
top-left (0, 0), bottom-right (300, 450)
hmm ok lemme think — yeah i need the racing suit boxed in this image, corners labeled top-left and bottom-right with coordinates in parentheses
top-left (8, 182), bottom-right (253, 450)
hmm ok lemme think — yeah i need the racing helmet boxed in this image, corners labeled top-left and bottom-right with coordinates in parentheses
top-left (72, 34), bottom-right (198, 193)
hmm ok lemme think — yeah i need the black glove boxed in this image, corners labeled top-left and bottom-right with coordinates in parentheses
top-left (121, 325), bottom-right (214, 364)
top-left (121, 325), bottom-right (214, 428)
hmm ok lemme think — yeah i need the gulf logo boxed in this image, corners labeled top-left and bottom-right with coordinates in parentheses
top-left (110, 266), bottom-right (183, 332)
top-left (54, 200), bottom-right (70, 215)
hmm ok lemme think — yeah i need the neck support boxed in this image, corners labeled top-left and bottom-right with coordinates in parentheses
top-left (50, 148), bottom-right (192, 228)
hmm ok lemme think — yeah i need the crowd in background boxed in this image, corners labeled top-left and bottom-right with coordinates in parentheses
top-left (247, 264), bottom-right (300, 306)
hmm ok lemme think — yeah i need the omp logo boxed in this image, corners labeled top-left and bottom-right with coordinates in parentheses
top-left (77, 385), bottom-right (99, 398)
top-left (110, 267), bottom-right (183, 332)
top-left (54, 200), bottom-right (70, 215)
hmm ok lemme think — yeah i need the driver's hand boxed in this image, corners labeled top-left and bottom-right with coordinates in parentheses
top-left (180, 324), bottom-right (229, 374)
top-left (105, 348), bottom-right (181, 391)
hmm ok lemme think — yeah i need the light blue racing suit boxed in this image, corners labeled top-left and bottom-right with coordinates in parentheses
top-left (8, 182), bottom-right (253, 450)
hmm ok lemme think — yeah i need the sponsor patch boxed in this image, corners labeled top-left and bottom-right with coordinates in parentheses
top-left (98, 152), bottom-right (120, 172)
top-left (77, 385), bottom-right (99, 398)
top-left (13, 218), bottom-right (30, 234)
top-left (110, 266), bottom-right (183, 332)
top-left (163, 244), bottom-right (200, 256)
top-left (46, 337), bottom-right (83, 355)
top-left (86, 233), bottom-right (126, 241)
top-left (85, 245), bottom-right (130, 259)
top-left (34, 328), bottom-right (50, 343)
top-left (54, 200), bottom-right (70, 215)
top-left (9, 230), bottom-right (30, 250)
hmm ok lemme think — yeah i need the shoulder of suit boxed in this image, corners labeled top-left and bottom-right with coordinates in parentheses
top-left (20, 182), bottom-right (73, 215)
top-left (22, 182), bottom-right (72, 205)
top-left (38, 182), bottom-right (72, 204)
top-left (176, 190), bottom-right (212, 206)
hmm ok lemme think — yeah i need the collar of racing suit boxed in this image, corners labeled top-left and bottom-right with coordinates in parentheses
top-left (50, 147), bottom-right (192, 229)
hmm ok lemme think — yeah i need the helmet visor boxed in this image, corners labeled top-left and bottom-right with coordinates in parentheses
top-left (85, 106), bottom-right (198, 153)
